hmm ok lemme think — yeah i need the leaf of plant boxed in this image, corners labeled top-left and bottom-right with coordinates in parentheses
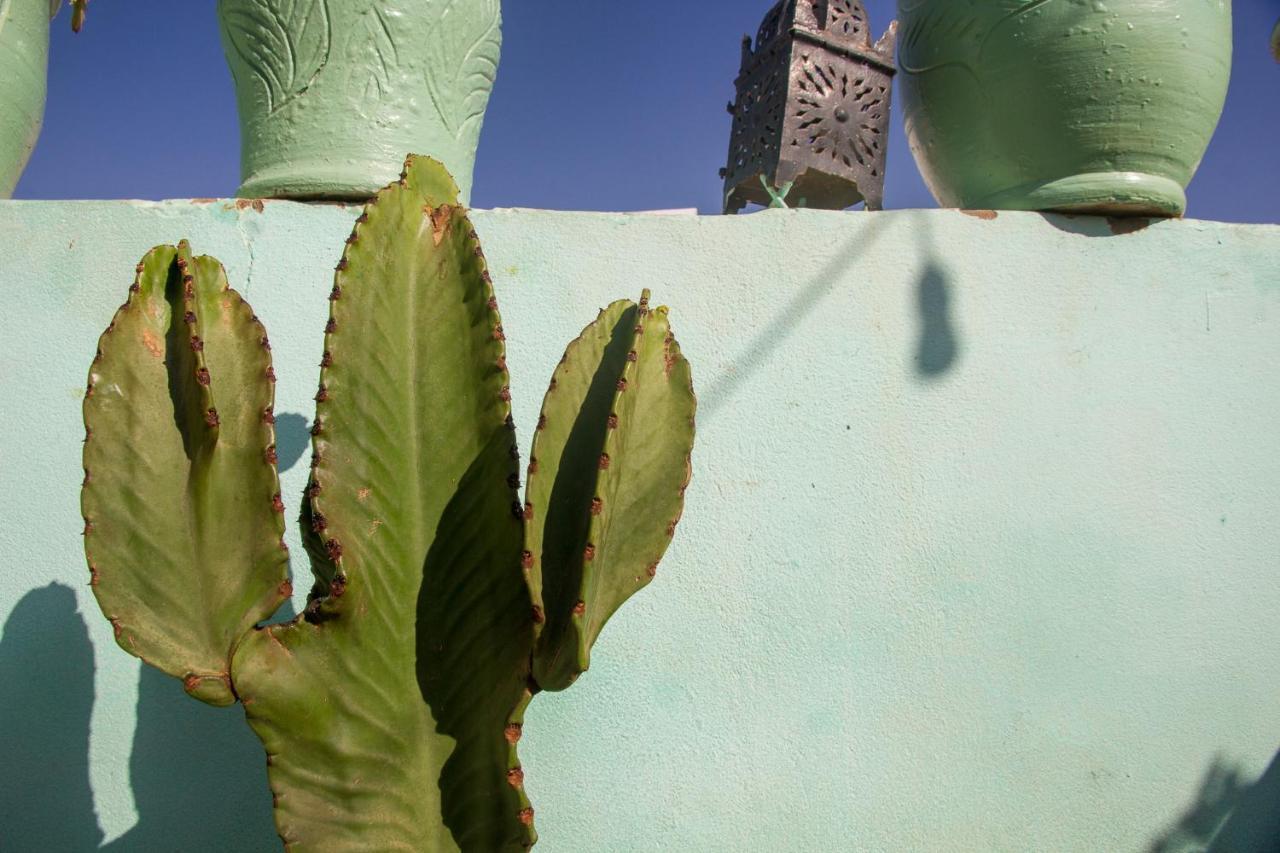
top-left (82, 243), bottom-right (289, 707)
top-left (525, 295), bottom-right (696, 691)
top-left (232, 157), bottom-right (535, 851)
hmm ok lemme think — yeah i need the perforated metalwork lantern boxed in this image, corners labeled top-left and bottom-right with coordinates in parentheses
top-left (721, 0), bottom-right (897, 213)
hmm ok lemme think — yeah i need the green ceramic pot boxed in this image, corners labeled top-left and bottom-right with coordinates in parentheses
top-left (0, 0), bottom-right (52, 198)
top-left (218, 0), bottom-right (501, 202)
top-left (897, 0), bottom-right (1233, 216)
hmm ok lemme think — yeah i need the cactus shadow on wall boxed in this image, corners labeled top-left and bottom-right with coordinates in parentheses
top-left (100, 664), bottom-right (280, 852)
top-left (272, 411), bottom-right (312, 473)
top-left (1149, 752), bottom-right (1280, 853)
top-left (0, 582), bottom-right (289, 852)
top-left (0, 583), bottom-right (105, 851)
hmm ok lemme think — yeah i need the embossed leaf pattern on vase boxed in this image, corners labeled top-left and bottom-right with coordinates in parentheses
top-left (220, 0), bottom-right (332, 115)
top-left (218, 0), bottom-right (503, 200)
top-left (423, 0), bottom-right (502, 151)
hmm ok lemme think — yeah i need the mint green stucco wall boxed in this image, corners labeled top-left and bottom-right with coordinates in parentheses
top-left (1, 202), bottom-right (1277, 851)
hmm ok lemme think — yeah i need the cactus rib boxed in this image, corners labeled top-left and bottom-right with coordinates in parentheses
top-left (524, 293), bottom-right (697, 691)
top-left (231, 158), bottom-right (536, 851)
top-left (82, 242), bottom-right (289, 707)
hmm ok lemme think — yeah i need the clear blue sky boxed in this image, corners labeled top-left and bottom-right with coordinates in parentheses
top-left (16, 0), bottom-right (1280, 222)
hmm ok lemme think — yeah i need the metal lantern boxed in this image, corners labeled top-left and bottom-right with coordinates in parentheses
top-left (721, 0), bottom-right (897, 213)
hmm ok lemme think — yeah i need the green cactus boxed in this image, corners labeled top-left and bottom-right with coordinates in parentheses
top-left (81, 156), bottom-right (696, 851)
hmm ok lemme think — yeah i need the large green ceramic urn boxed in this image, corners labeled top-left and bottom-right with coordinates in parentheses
top-left (897, 0), bottom-right (1233, 216)
top-left (218, 0), bottom-right (501, 202)
top-left (0, 0), bottom-right (52, 198)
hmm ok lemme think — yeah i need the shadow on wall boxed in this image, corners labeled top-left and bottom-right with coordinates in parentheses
top-left (1150, 753), bottom-right (1280, 853)
top-left (0, 583), bottom-right (104, 849)
top-left (914, 261), bottom-right (958, 379)
top-left (699, 215), bottom-right (891, 418)
top-left (0, 583), bottom-right (282, 852)
top-left (273, 411), bottom-right (312, 474)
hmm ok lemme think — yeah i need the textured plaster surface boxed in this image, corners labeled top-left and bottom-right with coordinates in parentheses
top-left (1, 202), bottom-right (1278, 851)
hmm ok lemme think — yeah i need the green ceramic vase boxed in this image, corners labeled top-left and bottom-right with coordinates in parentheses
top-left (0, 0), bottom-right (52, 198)
top-left (897, 0), bottom-right (1233, 216)
top-left (218, 0), bottom-right (501, 202)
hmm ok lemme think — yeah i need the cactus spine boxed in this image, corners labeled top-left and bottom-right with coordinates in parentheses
top-left (81, 156), bottom-right (696, 851)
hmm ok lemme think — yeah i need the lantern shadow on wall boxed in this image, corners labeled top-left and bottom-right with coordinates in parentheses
top-left (721, 0), bottom-right (897, 214)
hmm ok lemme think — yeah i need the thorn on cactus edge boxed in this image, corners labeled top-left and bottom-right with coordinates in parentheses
top-left (598, 453), bottom-right (611, 470)
top-left (530, 606), bottom-right (544, 625)
top-left (204, 408), bottom-right (220, 427)
top-left (510, 501), bottom-right (524, 520)
top-left (537, 414), bottom-right (547, 431)
top-left (265, 445), bottom-right (279, 465)
top-left (499, 385), bottom-right (512, 402)
top-left (507, 767), bottom-right (525, 788)
top-left (583, 544), bottom-right (596, 562)
top-left (521, 550), bottom-right (534, 570)
top-left (616, 378), bottom-right (628, 392)
top-left (324, 539), bottom-right (344, 561)
top-left (607, 413), bottom-right (619, 430)
top-left (590, 497), bottom-right (603, 515)
top-left (528, 457), bottom-right (540, 475)
top-left (266, 367), bottom-right (277, 383)
top-left (647, 562), bottom-right (659, 578)
top-left (329, 574), bottom-right (347, 598)
top-left (311, 513), bottom-right (327, 533)
top-left (183, 311), bottom-right (197, 325)
top-left (627, 350), bottom-right (638, 362)
top-left (507, 473), bottom-right (521, 490)
top-left (320, 351), bottom-right (333, 368)
top-left (263, 407), bottom-right (276, 425)
top-left (325, 319), bottom-right (338, 334)
top-left (272, 493), bottom-right (285, 513)
top-left (505, 722), bottom-right (524, 743)
top-left (195, 368), bottom-right (211, 386)
top-left (190, 336), bottom-right (204, 352)
top-left (572, 600), bottom-right (586, 615)
top-left (518, 808), bottom-right (535, 826)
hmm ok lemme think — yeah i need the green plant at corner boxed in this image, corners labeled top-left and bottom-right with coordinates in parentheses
top-left (81, 155), bottom-right (696, 851)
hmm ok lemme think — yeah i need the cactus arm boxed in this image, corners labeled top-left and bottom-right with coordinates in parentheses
top-left (82, 242), bottom-right (289, 707)
top-left (232, 157), bottom-right (535, 851)
top-left (525, 293), bottom-right (696, 691)
top-left (579, 303), bottom-right (695, 661)
top-left (521, 299), bottom-right (642, 690)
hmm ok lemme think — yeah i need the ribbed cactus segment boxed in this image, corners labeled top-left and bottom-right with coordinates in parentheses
top-left (525, 293), bottom-right (696, 692)
top-left (81, 242), bottom-right (289, 707)
top-left (231, 157), bottom-right (536, 851)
